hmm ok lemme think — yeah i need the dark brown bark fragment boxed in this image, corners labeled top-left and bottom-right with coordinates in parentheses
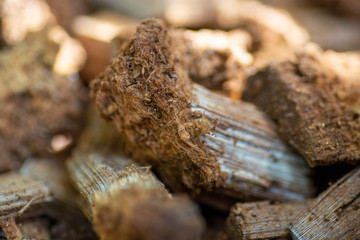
top-left (227, 200), bottom-right (311, 240)
top-left (290, 167), bottom-right (360, 240)
top-left (243, 49), bottom-right (360, 167)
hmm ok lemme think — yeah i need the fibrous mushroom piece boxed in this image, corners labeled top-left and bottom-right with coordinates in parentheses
top-left (243, 45), bottom-right (360, 167)
top-left (91, 19), bottom-right (314, 206)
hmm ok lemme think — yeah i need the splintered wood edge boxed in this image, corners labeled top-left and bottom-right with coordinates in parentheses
top-left (67, 152), bottom-right (167, 219)
top-left (0, 172), bottom-right (53, 218)
top-left (290, 167), bottom-right (360, 240)
top-left (192, 83), bottom-right (314, 201)
top-left (227, 200), bottom-right (311, 240)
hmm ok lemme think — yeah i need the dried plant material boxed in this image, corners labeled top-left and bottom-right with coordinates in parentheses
top-left (19, 158), bottom-right (89, 224)
top-left (0, 0), bottom-right (53, 44)
top-left (165, 0), bottom-right (309, 49)
top-left (0, 172), bottom-right (52, 218)
top-left (178, 29), bottom-right (252, 95)
top-left (0, 29), bottom-right (88, 172)
top-left (166, 0), bottom-right (305, 98)
top-left (91, 19), bottom-right (314, 204)
top-left (67, 108), bottom-right (205, 240)
top-left (0, 216), bottom-right (22, 240)
top-left (290, 167), bottom-right (360, 239)
top-left (227, 200), bottom-right (311, 240)
top-left (93, 172), bottom-right (204, 240)
top-left (244, 45), bottom-right (360, 167)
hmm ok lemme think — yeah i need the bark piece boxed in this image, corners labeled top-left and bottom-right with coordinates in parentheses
top-left (91, 19), bottom-right (314, 204)
top-left (67, 108), bottom-right (205, 240)
top-left (227, 200), bottom-right (311, 240)
top-left (290, 167), bottom-right (360, 239)
top-left (0, 28), bottom-right (88, 172)
top-left (20, 158), bottom-right (91, 225)
top-left (243, 46), bottom-right (360, 167)
top-left (0, 172), bottom-right (53, 218)
top-left (178, 29), bottom-right (252, 96)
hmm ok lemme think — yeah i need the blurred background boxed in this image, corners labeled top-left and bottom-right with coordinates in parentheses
top-left (1, 0), bottom-right (359, 82)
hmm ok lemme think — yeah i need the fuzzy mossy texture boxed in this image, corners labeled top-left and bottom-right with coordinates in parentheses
top-left (244, 47), bottom-right (360, 167)
top-left (91, 19), bottom-right (227, 191)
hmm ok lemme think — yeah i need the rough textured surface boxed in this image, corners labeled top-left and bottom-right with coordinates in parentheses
top-left (227, 200), bottom-right (311, 240)
top-left (91, 19), bottom-right (226, 191)
top-left (177, 29), bottom-right (253, 97)
top-left (68, 109), bottom-right (205, 240)
top-left (192, 84), bottom-right (313, 203)
top-left (0, 217), bottom-right (22, 240)
top-left (167, 1), bottom-right (300, 99)
top-left (91, 19), bottom-right (314, 203)
top-left (0, 172), bottom-right (53, 217)
top-left (0, 29), bottom-right (88, 172)
top-left (290, 167), bottom-right (360, 240)
top-left (244, 48), bottom-right (360, 167)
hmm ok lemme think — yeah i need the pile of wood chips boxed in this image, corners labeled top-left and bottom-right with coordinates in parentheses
top-left (0, 0), bottom-right (359, 239)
